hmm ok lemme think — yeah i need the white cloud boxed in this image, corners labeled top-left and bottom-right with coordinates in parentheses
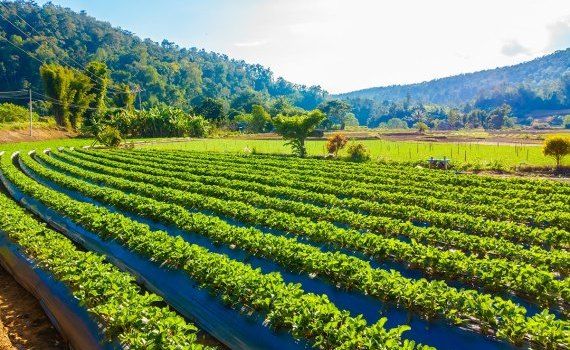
top-left (546, 16), bottom-right (570, 51)
top-left (501, 40), bottom-right (531, 57)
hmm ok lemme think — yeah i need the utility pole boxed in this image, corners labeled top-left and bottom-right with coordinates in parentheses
top-left (29, 88), bottom-right (32, 137)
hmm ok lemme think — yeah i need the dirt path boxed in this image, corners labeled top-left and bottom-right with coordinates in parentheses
top-left (0, 266), bottom-right (64, 350)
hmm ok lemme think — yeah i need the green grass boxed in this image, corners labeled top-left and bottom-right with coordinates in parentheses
top-left (1, 136), bottom-right (567, 169)
top-left (0, 138), bottom-right (93, 154)
top-left (143, 138), bottom-right (568, 168)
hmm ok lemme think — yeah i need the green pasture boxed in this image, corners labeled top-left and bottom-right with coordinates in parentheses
top-left (1, 136), bottom-right (567, 168)
top-left (144, 138), bottom-right (567, 168)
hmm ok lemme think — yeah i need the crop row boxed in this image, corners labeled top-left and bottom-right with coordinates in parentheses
top-left (75, 149), bottom-right (570, 259)
top-left (1, 153), bottom-right (427, 350)
top-left (0, 190), bottom-right (208, 349)
top-left (28, 152), bottom-right (570, 349)
top-left (128, 149), bottom-right (566, 209)
top-left (112, 149), bottom-right (570, 231)
top-left (149, 149), bottom-right (570, 200)
top-left (43, 150), bottom-right (569, 311)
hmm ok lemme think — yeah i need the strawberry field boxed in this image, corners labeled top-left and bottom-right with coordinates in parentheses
top-left (0, 147), bottom-right (568, 349)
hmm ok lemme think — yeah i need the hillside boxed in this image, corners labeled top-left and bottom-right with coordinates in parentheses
top-left (337, 49), bottom-right (570, 106)
top-left (0, 1), bottom-right (326, 111)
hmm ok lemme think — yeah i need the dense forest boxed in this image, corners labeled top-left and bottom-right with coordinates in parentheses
top-left (0, 1), bottom-right (327, 115)
top-left (0, 0), bottom-right (568, 132)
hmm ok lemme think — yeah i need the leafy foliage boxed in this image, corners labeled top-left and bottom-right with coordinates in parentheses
top-left (347, 143), bottom-right (371, 162)
top-left (0, 1), bottom-right (328, 117)
top-left (543, 136), bottom-right (570, 167)
top-left (326, 133), bottom-right (349, 156)
top-left (273, 110), bottom-right (326, 157)
top-left (0, 102), bottom-right (39, 123)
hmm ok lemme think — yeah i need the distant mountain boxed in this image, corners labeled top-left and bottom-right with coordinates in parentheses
top-left (336, 49), bottom-right (570, 106)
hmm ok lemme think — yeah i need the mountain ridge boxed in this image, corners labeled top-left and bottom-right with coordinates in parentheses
top-left (336, 48), bottom-right (570, 106)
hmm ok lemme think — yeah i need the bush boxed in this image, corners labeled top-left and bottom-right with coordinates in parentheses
top-left (187, 115), bottom-right (210, 138)
top-left (97, 126), bottom-right (123, 148)
top-left (543, 136), bottom-right (570, 168)
top-left (415, 121), bottom-right (429, 134)
top-left (326, 133), bottom-right (348, 156)
top-left (0, 103), bottom-right (40, 123)
top-left (347, 143), bottom-right (371, 162)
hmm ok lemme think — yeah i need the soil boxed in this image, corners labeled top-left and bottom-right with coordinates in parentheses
top-left (0, 129), bottom-right (76, 144)
top-left (0, 266), bottom-right (64, 350)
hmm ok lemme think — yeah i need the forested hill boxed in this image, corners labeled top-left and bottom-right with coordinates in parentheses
top-left (0, 1), bottom-right (326, 111)
top-left (337, 49), bottom-right (570, 106)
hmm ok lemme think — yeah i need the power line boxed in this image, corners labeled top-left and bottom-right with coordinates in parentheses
top-left (0, 2), bottom-right (116, 89)
top-left (0, 2), bottom-right (124, 95)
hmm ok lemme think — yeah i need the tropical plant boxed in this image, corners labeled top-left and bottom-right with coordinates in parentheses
top-left (273, 110), bottom-right (326, 157)
top-left (326, 133), bottom-right (349, 156)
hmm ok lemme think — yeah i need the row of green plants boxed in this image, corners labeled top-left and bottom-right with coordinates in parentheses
top-left (0, 191), bottom-right (208, 349)
top-left (193, 147), bottom-right (570, 195)
top-left (43, 151), bottom-right (568, 310)
top-left (90, 149), bottom-right (569, 257)
top-left (100, 149), bottom-right (570, 249)
top-left (162, 149), bottom-right (570, 209)
top-left (139, 149), bottom-right (570, 231)
top-left (1, 153), bottom-right (423, 350)
top-left (62, 150), bottom-right (569, 275)
top-left (163, 148), bottom-right (570, 200)
top-left (24, 151), bottom-right (570, 349)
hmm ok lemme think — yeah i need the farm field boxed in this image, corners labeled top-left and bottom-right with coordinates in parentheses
top-left (143, 138), bottom-right (569, 168)
top-left (0, 145), bottom-right (568, 349)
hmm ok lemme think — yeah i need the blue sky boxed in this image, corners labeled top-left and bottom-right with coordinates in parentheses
top-left (38, 0), bottom-right (570, 93)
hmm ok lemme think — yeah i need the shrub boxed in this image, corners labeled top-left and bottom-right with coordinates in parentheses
top-left (542, 136), bottom-right (570, 168)
top-left (326, 133), bottom-right (349, 156)
top-left (415, 121), bottom-right (429, 134)
top-left (97, 126), bottom-right (123, 148)
top-left (347, 143), bottom-right (371, 162)
top-left (187, 115), bottom-right (211, 138)
top-left (0, 103), bottom-right (39, 123)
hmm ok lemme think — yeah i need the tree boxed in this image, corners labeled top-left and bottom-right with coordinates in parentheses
top-left (113, 84), bottom-right (136, 111)
top-left (383, 118), bottom-right (408, 129)
top-left (248, 104), bottom-right (271, 133)
top-left (543, 136), bottom-right (569, 168)
top-left (83, 61), bottom-right (109, 126)
top-left (195, 97), bottom-right (227, 126)
top-left (273, 110), bottom-right (326, 157)
top-left (39, 63), bottom-right (74, 128)
top-left (485, 104), bottom-right (512, 130)
top-left (318, 99), bottom-right (352, 127)
top-left (68, 71), bottom-right (95, 129)
top-left (341, 113), bottom-right (359, 128)
top-left (326, 133), bottom-right (349, 157)
top-left (415, 121), bottom-right (429, 134)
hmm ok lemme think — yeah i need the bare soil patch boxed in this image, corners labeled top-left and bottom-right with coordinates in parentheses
top-left (0, 266), bottom-right (64, 350)
top-left (0, 129), bottom-right (76, 144)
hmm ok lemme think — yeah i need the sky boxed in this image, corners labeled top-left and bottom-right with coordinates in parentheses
top-left (38, 0), bottom-right (570, 93)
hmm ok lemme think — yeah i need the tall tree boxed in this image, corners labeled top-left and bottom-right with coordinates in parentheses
top-left (83, 61), bottom-right (110, 126)
top-left (318, 100), bottom-right (352, 127)
top-left (196, 97), bottom-right (227, 126)
top-left (39, 63), bottom-right (74, 128)
top-left (248, 104), bottom-right (271, 133)
top-left (113, 83), bottom-right (136, 111)
top-left (68, 71), bottom-right (94, 129)
top-left (273, 110), bottom-right (325, 157)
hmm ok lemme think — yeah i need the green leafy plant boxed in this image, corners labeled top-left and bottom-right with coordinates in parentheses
top-left (347, 143), bottom-right (371, 162)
